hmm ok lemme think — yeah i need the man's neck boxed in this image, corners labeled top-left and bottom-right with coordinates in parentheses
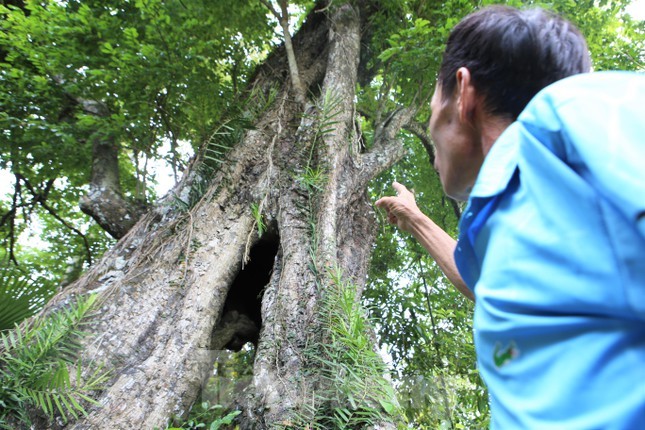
top-left (480, 115), bottom-right (513, 156)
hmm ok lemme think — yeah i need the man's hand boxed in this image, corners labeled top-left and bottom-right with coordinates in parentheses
top-left (376, 181), bottom-right (474, 301)
top-left (375, 182), bottom-right (423, 234)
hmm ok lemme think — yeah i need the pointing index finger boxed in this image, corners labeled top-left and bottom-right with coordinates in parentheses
top-left (393, 181), bottom-right (407, 195)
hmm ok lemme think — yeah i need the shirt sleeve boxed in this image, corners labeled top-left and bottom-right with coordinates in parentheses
top-left (518, 72), bottom-right (645, 239)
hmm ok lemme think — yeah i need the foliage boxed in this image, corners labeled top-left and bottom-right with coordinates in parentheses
top-left (250, 203), bottom-right (267, 237)
top-left (298, 266), bottom-right (401, 429)
top-left (295, 88), bottom-right (342, 193)
top-left (165, 401), bottom-right (241, 430)
top-left (0, 0), bottom-right (274, 272)
top-left (0, 294), bottom-right (109, 428)
top-left (0, 260), bottom-right (57, 330)
top-left (548, 0), bottom-right (644, 71)
top-left (312, 89), bottom-right (344, 148)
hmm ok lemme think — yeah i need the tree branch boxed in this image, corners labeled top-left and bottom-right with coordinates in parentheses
top-left (79, 132), bottom-right (148, 239)
top-left (357, 110), bottom-right (463, 220)
top-left (446, 195), bottom-right (462, 220)
top-left (260, 0), bottom-right (307, 106)
top-left (403, 119), bottom-right (434, 164)
top-left (354, 106), bottom-right (417, 191)
top-left (1, 174), bottom-right (94, 267)
top-left (259, 0), bottom-right (280, 19)
top-left (315, 1), bottom-right (361, 267)
top-left (38, 199), bottom-right (93, 266)
top-left (57, 81), bottom-right (148, 238)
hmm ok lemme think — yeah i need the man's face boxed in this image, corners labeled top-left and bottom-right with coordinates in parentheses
top-left (428, 82), bottom-right (482, 201)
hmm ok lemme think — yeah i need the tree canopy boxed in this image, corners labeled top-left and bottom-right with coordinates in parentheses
top-left (1, 0), bottom-right (643, 427)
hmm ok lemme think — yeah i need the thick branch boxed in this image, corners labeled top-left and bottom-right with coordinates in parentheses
top-left (446, 195), bottom-right (462, 220)
top-left (50, 77), bottom-right (148, 239)
top-left (79, 132), bottom-right (147, 239)
top-left (354, 106), bottom-right (417, 191)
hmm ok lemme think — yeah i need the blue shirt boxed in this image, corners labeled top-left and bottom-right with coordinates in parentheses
top-left (454, 72), bottom-right (645, 429)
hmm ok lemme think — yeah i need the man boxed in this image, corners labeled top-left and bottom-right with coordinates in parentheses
top-left (376, 5), bottom-right (645, 429)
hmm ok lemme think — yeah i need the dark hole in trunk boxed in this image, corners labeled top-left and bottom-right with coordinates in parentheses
top-left (212, 233), bottom-right (279, 352)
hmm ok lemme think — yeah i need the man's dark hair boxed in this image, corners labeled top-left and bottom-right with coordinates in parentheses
top-left (438, 6), bottom-right (591, 119)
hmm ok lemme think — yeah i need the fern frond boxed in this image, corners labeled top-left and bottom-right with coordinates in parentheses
top-left (316, 89), bottom-right (344, 139)
top-left (0, 264), bottom-right (56, 331)
top-left (0, 294), bottom-right (108, 426)
top-left (296, 265), bottom-right (402, 427)
top-left (250, 203), bottom-right (266, 236)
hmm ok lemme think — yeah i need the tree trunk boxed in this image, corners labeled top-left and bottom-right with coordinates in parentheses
top-left (76, 99), bottom-right (148, 240)
top-left (41, 2), bottom-right (411, 428)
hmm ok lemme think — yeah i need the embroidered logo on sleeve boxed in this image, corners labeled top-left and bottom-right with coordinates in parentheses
top-left (493, 341), bottom-right (520, 368)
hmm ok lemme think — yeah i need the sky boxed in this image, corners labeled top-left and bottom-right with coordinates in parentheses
top-left (627, 0), bottom-right (645, 19)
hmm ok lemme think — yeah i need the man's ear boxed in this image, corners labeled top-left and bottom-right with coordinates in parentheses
top-left (455, 67), bottom-right (477, 125)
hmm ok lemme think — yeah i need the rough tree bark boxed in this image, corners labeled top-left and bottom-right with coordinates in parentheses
top-left (40, 1), bottom-right (415, 428)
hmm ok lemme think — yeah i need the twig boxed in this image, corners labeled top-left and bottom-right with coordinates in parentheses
top-left (314, 0), bottom-right (333, 13)
top-left (38, 200), bottom-right (93, 266)
top-left (259, 0), bottom-right (280, 18)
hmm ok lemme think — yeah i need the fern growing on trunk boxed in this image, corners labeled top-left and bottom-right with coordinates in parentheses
top-left (0, 294), bottom-right (110, 428)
